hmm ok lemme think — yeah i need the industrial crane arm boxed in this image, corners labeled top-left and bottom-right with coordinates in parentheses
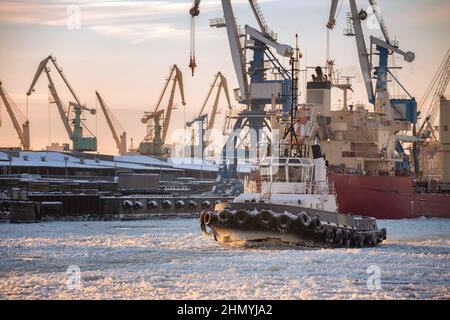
top-left (245, 25), bottom-right (293, 57)
top-left (0, 80), bottom-right (30, 150)
top-left (162, 65), bottom-right (186, 143)
top-left (348, 0), bottom-right (375, 104)
top-left (96, 91), bottom-right (127, 155)
top-left (327, 0), bottom-right (340, 30)
top-left (26, 56), bottom-right (52, 96)
top-left (189, 0), bottom-right (249, 99)
top-left (370, 36), bottom-right (415, 63)
top-left (27, 55), bottom-right (83, 106)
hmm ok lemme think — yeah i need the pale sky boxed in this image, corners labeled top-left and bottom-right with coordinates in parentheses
top-left (1, 0), bottom-right (449, 154)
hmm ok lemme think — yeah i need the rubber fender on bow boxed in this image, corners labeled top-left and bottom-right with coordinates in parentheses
top-left (256, 210), bottom-right (275, 228)
top-left (325, 227), bottom-right (335, 244)
top-left (233, 210), bottom-right (250, 226)
top-left (276, 213), bottom-right (294, 231)
top-left (311, 216), bottom-right (323, 231)
top-left (334, 227), bottom-right (344, 245)
top-left (218, 209), bottom-right (233, 224)
top-left (297, 211), bottom-right (311, 228)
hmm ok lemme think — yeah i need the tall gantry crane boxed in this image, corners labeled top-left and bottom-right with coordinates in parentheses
top-left (327, 0), bottom-right (416, 122)
top-left (327, 0), bottom-right (419, 175)
top-left (189, 0), bottom-right (295, 178)
top-left (140, 65), bottom-right (186, 156)
top-left (26, 55), bottom-right (97, 152)
top-left (186, 72), bottom-right (232, 158)
top-left (417, 48), bottom-right (450, 141)
top-left (0, 80), bottom-right (31, 150)
top-left (96, 91), bottom-right (127, 155)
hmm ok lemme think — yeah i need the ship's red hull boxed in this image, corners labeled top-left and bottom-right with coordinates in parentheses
top-left (329, 175), bottom-right (450, 219)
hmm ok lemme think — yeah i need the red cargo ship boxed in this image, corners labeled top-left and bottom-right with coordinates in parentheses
top-left (329, 175), bottom-right (450, 219)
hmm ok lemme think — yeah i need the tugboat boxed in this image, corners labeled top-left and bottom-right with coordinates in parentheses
top-left (200, 145), bottom-right (387, 248)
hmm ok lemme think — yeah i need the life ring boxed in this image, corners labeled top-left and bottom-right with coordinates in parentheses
top-left (204, 211), bottom-right (216, 225)
top-left (297, 211), bottom-right (311, 228)
top-left (234, 210), bottom-right (250, 226)
top-left (354, 234), bottom-right (364, 248)
top-left (256, 210), bottom-right (274, 228)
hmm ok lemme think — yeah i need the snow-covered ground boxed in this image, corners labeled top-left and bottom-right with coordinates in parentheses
top-left (0, 218), bottom-right (448, 300)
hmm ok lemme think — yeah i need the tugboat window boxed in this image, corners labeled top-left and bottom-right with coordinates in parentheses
top-left (273, 165), bottom-right (287, 182)
top-left (289, 166), bottom-right (304, 183)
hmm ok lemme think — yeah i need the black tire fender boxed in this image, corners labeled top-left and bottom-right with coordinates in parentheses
top-left (234, 210), bottom-right (250, 226)
top-left (257, 210), bottom-right (274, 228)
top-left (325, 227), bottom-right (335, 243)
top-left (297, 211), bottom-right (311, 228)
top-left (218, 209), bottom-right (232, 224)
top-left (311, 216), bottom-right (323, 231)
top-left (276, 213), bottom-right (294, 231)
top-left (335, 228), bottom-right (344, 245)
top-left (162, 200), bottom-right (172, 209)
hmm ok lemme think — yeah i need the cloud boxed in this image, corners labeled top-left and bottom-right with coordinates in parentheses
top-left (0, 0), bottom-right (280, 44)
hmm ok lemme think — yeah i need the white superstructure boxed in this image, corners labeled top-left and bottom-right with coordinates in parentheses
top-left (235, 155), bottom-right (338, 212)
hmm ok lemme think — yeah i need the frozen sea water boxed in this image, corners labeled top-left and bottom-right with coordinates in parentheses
top-left (0, 218), bottom-right (449, 300)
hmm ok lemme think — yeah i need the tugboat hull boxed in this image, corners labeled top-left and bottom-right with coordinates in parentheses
top-left (201, 203), bottom-right (387, 248)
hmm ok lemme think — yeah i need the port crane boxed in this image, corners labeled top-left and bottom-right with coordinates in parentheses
top-left (417, 48), bottom-right (450, 141)
top-left (327, 0), bottom-right (419, 174)
top-left (327, 0), bottom-right (416, 122)
top-left (189, 0), bottom-right (295, 179)
top-left (140, 64), bottom-right (186, 156)
top-left (0, 80), bottom-right (31, 150)
top-left (186, 72), bottom-right (232, 158)
top-left (26, 55), bottom-right (97, 152)
top-left (95, 91), bottom-right (127, 155)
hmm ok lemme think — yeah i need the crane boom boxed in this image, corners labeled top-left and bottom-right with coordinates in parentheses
top-left (221, 0), bottom-right (250, 100)
top-left (142, 65), bottom-right (186, 146)
top-left (418, 48), bottom-right (450, 135)
top-left (96, 91), bottom-right (127, 155)
top-left (27, 55), bottom-right (97, 152)
top-left (327, 0), bottom-right (340, 30)
top-left (0, 80), bottom-right (30, 150)
top-left (368, 0), bottom-right (391, 44)
top-left (348, 0), bottom-right (375, 104)
top-left (44, 67), bottom-right (73, 138)
top-left (189, 0), bottom-right (201, 76)
top-left (198, 72), bottom-right (232, 130)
